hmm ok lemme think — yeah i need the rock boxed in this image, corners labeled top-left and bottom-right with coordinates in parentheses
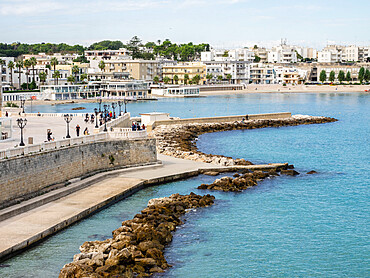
top-left (306, 170), bottom-right (318, 174)
top-left (280, 169), bottom-right (300, 176)
top-left (60, 193), bottom-right (216, 277)
top-left (233, 173), bottom-right (240, 178)
top-left (203, 171), bottom-right (219, 176)
top-left (234, 158), bottom-right (253, 166)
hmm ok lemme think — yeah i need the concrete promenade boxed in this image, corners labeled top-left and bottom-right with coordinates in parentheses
top-left (0, 154), bottom-right (225, 261)
top-left (0, 152), bottom-right (287, 261)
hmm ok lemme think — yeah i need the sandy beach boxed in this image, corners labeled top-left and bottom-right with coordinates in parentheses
top-left (199, 84), bottom-right (370, 96)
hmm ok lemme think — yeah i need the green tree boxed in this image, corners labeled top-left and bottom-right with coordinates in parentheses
top-left (254, 55), bottom-right (261, 62)
top-left (319, 70), bottom-right (327, 83)
top-left (67, 75), bottom-right (75, 84)
top-left (163, 76), bottom-right (170, 84)
top-left (38, 71), bottom-right (47, 85)
top-left (329, 71), bottom-right (335, 82)
top-left (222, 51), bottom-right (229, 57)
top-left (173, 75), bottom-right (179, 84)
top-left (72, 65), bottom-right (79, 83)
top-left (184, 74), bottom-right (189, 85)
top-left (29, 57), bottom-right (37, 82)
top-left (80, 73), bottom-right (88, 82)
top-left (364, 69), bottom-right (370, 82)
top-left (192, 74), bottom-right (201, 85)
top-left (153, 76), bottom-right (159, 84)
top-left (338, 70), bottom-right (345, 83)
top-left (23, 59), bottom-right (31, 89)
top-left (346, 71), bottom-right (351, 82)
top-left (358, 67), bottom-right (365, 83)
top-left (15, 60), bottom-right (23, 89)
top-left (217, 75), bottom-right (223, 83)
top-left (50, 57), bottom-right (58, 84)
top-left (53, 70), bottom-right (61, 85)
top-left (226, 74), bottom-right (232, 84)
top-left (8, 61), bottom-right (15, 88)
top-left (98, 60), bottom-right (105, 80)
top-left (206, 73), bottom-right (213, 84)
top-left (253, 45), bottom-right (258, 49)
top-left (126, 36), bottom-right (143, 59)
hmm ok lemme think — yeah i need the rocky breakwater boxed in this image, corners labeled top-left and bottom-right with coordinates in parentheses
top-left (152, 115), bottom-right (337, 167)
top-left (199, 167), bottom-right (299, 192)
top-left (59, 193), bottom-right (215, 278)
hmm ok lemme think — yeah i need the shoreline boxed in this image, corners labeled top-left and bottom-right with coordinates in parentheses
top-left (4, 85), bottom-right (369, 106)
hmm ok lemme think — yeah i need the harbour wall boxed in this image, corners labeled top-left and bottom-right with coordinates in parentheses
top-left (0, 138), bottom-right (157, 209)
top-left (147, 112), bottom-right (292, 131)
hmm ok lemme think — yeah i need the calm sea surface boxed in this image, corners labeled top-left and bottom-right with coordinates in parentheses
top-left (1, 93), bottom-right (369, 277)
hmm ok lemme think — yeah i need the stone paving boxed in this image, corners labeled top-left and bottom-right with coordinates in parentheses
top-left (0, 114), bottom-right (97, 150)
top-left (0, 154), bottom-right (223, 261)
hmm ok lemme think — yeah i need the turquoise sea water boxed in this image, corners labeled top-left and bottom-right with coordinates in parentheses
top-left (1, 93), bottom-right (369, 277)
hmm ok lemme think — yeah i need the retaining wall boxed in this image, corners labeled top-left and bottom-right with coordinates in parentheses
top-left (0, 138), bottom-right (157, 208)
top-left (148, 112), bottom-right (292, 131)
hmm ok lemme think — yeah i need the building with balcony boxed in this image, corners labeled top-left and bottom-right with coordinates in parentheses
top-left (249, 63), bottom-right (275, 84)
top-left (162, 62), bottom-right (206, 85)
top-left (84, 48), bottom-right (131, 61)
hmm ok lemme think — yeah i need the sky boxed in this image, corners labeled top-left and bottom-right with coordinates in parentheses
top-left (1, 0), bottom-right (370, 49)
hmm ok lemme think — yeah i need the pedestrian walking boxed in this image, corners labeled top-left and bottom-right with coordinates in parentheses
top-left (84, 127), bottom-right (89, 135)
top-left (76, 124), bottom-right (81, 137)
top-left (47, 129), bottom-right (53, 141)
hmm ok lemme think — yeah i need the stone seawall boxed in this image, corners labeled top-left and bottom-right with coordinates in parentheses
top-left (153, 115), bottom-right (338, 166)
top-left (147, 112), bottom-right (292, 132)
top-left (0, 139), bottom-right (157, 209)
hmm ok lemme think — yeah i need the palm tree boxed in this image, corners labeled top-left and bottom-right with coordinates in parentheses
top-left (226, 74), bottom-right (232, 84)
top-left (98, 60), bottom-right (105, 80)
top-left (72, 65), bottom-right (79, 83)
top-left (8, 61), bottom-right (14, 88)
top-left (163, 76), bottom-right (170, 84)
top-left (23, 59), bottom-right (31, 89)
top-left (15, 60), bottom-right (23, 89)
top-left (50, 57), bottom-right (58, 85)
top-left (173, 75), bottom-right (179, 84)
top-left (29, 57), bottom-right (37, 82)
top-left (206, 73), bottom-right (213, 84)
top-left (80, 73), bottom-right (88, 82)
top-left (67, 75), bottom-right (75, 84)
top-left (184, 74), bottom-right (189, 85)
top-left (217, 75), bottom-right (222, 83)
top-left (39, 71), bottom-right (47, 85)
top-left (153, 76), bottom-right (159, 84)
top-left (53, 70), bottom-right (61, 85)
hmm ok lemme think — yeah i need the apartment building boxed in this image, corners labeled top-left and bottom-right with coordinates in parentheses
top-left (89, 59), bottom-right (161, 81)
top-left (252, 48), bottom-right (268, 63)
top-left (201, 48), bottom-right (254, 62)
top-left (23, 53), bottom-right (81, 66)
top-left (315, 64), bottom-right (367, 82)
top-left (249, 63), bottom-right (275, 84)
top-left (203, 61), bottom-right (250, 84)
top-left (162, 62), bottom-right (206, 85)
top-left (84, 48), bottom-right (131, 61)
top-left (267, 45), bottom-right (298, 63)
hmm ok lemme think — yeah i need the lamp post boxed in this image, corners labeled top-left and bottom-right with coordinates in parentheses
top-left (118, 101), bottom-right (122, 116)
top-left (111, 102), bottom-right (117, 119)
top-left (98, 98), bottom-right (102, 113)
top-left (124, 99), bottom-right (128, 113)
top-left (63, 114), bottom-right (73, 138)
top-left (20, 98), bottom-right (26, 113)
top-left (17, 118), bottom-right (27, 146)
top-left (103, 104), bottom-right (108, 132)
top-left (94, 108), bottom-right (99, 128)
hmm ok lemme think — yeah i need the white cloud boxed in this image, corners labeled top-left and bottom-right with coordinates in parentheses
top-left (0, 0), bottom-right (63, 16)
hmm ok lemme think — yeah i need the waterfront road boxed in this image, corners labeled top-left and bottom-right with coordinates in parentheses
top-left (0, 154), bottom-right (224, 261)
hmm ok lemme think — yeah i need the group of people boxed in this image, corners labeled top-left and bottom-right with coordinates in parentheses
top-left (131, 122), bottom-right (145, 131)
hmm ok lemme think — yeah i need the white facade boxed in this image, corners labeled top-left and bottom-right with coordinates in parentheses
top-left (267, 46), bottom-right (297, 63)
top-left (342, 45), bottom-right (359, 62)
top-left (317, 50), bottom-right (342, 63)
top-left (151, 86), bottom-right (200, 97)
top-left (201, 48), bottom-right (254, 63)
top-left (84, 48), bottom-right (131, 61)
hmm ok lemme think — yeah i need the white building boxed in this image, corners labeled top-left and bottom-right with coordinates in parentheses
top-left (267, 45), bottom-right (298, 63)
top-left (201, 48), bottom-right (254, 63)
top-left (84, 48), bottom-right (131, 61)
top-left (151, 85), bottom-right (200, 97)
top-left (317, 50), bottom-right (342, 63)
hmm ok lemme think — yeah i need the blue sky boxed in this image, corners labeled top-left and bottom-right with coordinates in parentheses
top-left (1, 0), bottom-right (369, 49)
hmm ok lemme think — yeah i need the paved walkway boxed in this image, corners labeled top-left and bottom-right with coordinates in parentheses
top-left (0, 154), bottom-right (223, 261)
top-left (0, 115), bottom-right (96, 150)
